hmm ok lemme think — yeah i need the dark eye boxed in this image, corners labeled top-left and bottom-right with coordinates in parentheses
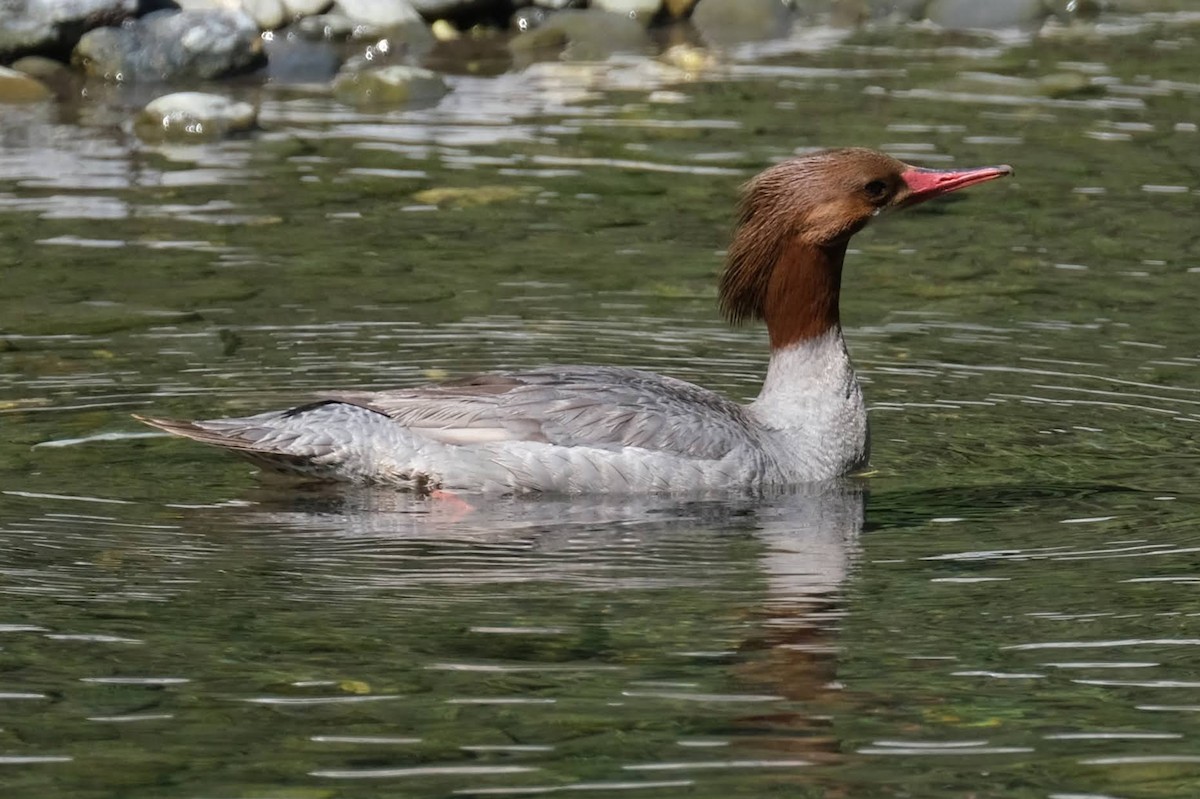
top-left (864, 179), bottom-right (890, 201)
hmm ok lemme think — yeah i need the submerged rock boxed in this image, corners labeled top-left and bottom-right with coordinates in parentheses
top-left (73, 9), bottom-right (265, 82)
top-left (413, 184), bottom-right (534, 208)
top-left (135, 91), bottom-right (257, 142)
top-left (0, 0), bottom-right (137, 61)
top-left (509, 9), bottom-right (652, 61)
top-left (926, 0), bottom-right (1047, 29)
top-left (0, 64), bottom-right (53, 103)
top-left (331, 63), bottom-right (448, 107)
top-left (690, 0), bottom-right (794, 47)
top-left (262, 30), bottom-right (341, 83)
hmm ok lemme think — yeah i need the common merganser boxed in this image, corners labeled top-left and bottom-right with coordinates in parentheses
top-left (136, 148), bottom-right (1010, 494)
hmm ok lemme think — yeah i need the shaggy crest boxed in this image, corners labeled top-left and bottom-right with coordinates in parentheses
top-left (719, 148), bottom-right (910, 329)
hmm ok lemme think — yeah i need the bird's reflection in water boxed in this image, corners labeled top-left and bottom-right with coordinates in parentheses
top-left (224, 479), bottom-right (865, 767)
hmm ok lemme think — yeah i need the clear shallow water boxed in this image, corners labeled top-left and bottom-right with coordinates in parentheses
top-left (4, 10), bottom-right (1200, 799)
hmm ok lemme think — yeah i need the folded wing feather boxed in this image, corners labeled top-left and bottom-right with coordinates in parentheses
top-left (320, 366), bottom-right (756, 460)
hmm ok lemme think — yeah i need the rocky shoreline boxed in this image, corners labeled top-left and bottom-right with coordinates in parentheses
top-left (0, 0), bottom-right (1142, 141)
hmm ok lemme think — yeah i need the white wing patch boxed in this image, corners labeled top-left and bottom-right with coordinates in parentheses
top-left (415, 427), bottom-right (518, 445)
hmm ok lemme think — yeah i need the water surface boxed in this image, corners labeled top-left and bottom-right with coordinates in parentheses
top-left (3, 10), bottom-right (1200, 799)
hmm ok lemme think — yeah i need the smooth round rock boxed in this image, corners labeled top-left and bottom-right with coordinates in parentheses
top-left (691, 0), bottom-right (793, 46)
top-left (332, 64), bottom-right (448, 107)
top-left (11, 55), bottom-right (72, 81)
top-left (135, 91), bottom-right (257, 142)
top-left (0, 65), bottom-right (52, 103)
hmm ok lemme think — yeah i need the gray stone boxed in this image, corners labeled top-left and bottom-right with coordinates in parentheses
top-left (926, 0), bottom-right (1046, 29)
top-left (691, 0), bottom-right (793, 46)
top-left (509, 9), bottom-right (652, 61)
top-left (0, 0), bottom-right (136, 60)
top-left (135, 91), bottom-right (258, 142)
top-left (72, 9), bottom-right (266, 82)
top-left (331, 63), bottom-right (448, 107)
top-left (333, 0), bottom-right (422, 27)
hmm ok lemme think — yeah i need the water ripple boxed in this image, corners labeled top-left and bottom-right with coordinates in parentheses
top-left (311, 764), bottom-right (538, 779)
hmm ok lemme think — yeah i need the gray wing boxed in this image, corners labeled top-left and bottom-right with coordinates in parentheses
top-left (320, 365), bottom-right (758, 460)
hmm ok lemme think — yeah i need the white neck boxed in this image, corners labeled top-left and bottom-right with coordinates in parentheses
top-left (747, 327), bottom-right (869, 480)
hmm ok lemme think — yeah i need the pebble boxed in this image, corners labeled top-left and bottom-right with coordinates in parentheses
top-left (10, 55), bottom-right (76, 93)
top-left (0, 65), bottom-right (53, 103)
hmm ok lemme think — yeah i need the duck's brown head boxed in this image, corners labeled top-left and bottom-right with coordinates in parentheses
top-left (719, 147), bottom-right (1011, 348)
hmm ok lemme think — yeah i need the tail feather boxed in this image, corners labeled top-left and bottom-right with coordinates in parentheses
top-left (132, 413), bottom-right (322, 474)
top-left (133, 414), bottom-right (261, 452)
